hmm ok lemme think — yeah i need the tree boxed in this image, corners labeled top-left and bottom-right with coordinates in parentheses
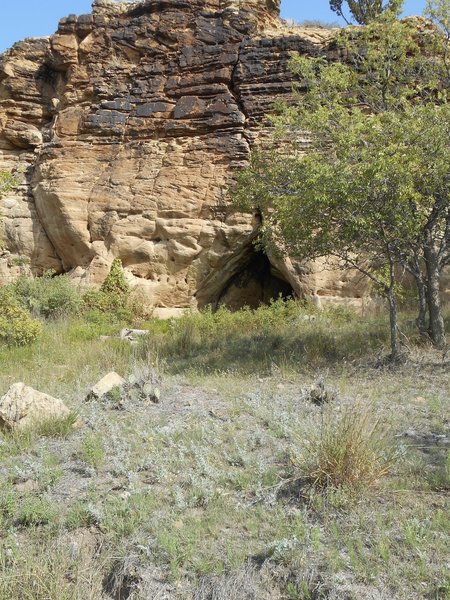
top-left (330, 0), bottom-right (403, 24)
top-left (235, 13), bottom-right (449, 357)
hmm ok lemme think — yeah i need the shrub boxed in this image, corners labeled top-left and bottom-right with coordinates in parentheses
top-left (83, 258), bottom-right (131, 319)
top-left (11, 271), bottom-right (83, 319)
top-left (293, 402), bottom-right (397, 494)
top-left (101, 258), bottom-right (129, 296)
top-left (0, 291), bottom-right (42, 346)
top-left (0, 171), bottom-right (17, 197)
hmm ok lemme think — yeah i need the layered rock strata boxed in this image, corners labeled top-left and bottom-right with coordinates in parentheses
top-left (0, 0), bottom-right (367, 310)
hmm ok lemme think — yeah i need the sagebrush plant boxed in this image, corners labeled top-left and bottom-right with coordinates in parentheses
top-left (294, 402), bottom-right (398, 494)
top-left (0, 290), bottom-right (42, 346)
top-left (11, 271), bottom-right (83, 319)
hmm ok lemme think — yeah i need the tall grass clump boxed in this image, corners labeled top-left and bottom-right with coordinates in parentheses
top-left (294, 403), bottom-right (398, 495)
top-left (0, 412), bottom-right (79, 459)
top-left (0, 537), bottom-right (106, 600)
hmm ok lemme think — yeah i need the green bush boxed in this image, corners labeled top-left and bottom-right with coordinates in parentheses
top-left (0, 171), bottom-right (16, 198)
top-left (0, 291), bottom-right (42, 346)
top-left (83, 258), bottom-right (131, 319)
top-left (11, 271), bottom-right (83, 319)
top-left (100, 258), bottom-right (129, 296)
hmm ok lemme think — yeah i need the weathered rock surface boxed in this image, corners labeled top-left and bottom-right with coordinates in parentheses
top-left (89, 371), bottom-right (125, 400)
top-left (0, 0), bottom-right (370, 308)
top-left (0, 382), bottom-right (71, 430)
top-left (120, 328), bottom-right (149, 342)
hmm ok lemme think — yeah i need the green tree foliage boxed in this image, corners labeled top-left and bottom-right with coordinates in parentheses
top-left (100, 258), bottom-right (130, 297)
top-left (235, 9), bottom-right (449, 357)
top-left (425, 0), bottom-right (450, 36)
top-left (330, 0), bottom-right (403, 24)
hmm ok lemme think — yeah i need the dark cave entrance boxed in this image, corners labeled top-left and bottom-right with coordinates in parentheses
top-left (216, 250), bottom-right (294, 311)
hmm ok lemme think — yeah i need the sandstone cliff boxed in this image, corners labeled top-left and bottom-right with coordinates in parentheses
top-left (0, 0), bottom-right (366, 312)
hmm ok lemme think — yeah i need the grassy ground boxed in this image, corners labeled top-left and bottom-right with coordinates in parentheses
top-left (0, 304), bottom-right (448, 599)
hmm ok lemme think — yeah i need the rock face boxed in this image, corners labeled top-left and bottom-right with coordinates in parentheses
top-left (0, 0), bottom-right (368, 309)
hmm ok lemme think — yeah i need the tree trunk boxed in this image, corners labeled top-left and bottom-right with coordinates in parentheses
top-left (414, 274), bottom-right (429, 336)
top-left (424, 236), bottom-right (446, 349)
top-left (387, 287), bottom-right (400, 361)
top-left (425, 260), bottom-right (446, 349)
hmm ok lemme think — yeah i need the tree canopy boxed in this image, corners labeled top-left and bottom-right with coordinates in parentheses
top-left (235, 8), bottom-right (449, 357)
top-left (329, 0), bottom-right (403, 24)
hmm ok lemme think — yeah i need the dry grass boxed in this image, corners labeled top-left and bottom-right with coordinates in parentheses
top-left (295, 402), bottom-right (398, 494)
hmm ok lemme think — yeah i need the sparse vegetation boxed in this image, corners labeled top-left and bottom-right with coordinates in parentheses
top-left (283, 18), bottom-right (341, 28)
top-left (0, 301), bottom-right (447, 599)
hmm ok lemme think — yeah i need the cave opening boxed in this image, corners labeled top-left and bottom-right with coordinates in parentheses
top-left (216, 250), bottom-right (294, 311)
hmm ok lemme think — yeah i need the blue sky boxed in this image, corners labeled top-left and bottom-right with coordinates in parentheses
top-left (1, 0), bottom-right (427, 54)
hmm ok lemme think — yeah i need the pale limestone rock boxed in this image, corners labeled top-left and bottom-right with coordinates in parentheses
top-left (120, 328), bottom-right (149, 341)
top-left (0, 383), bottom-right (71, 431)
top-left (49, 34), bottom-right (79, 71)
top-left (89, 372), bottom-right (125, 400)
